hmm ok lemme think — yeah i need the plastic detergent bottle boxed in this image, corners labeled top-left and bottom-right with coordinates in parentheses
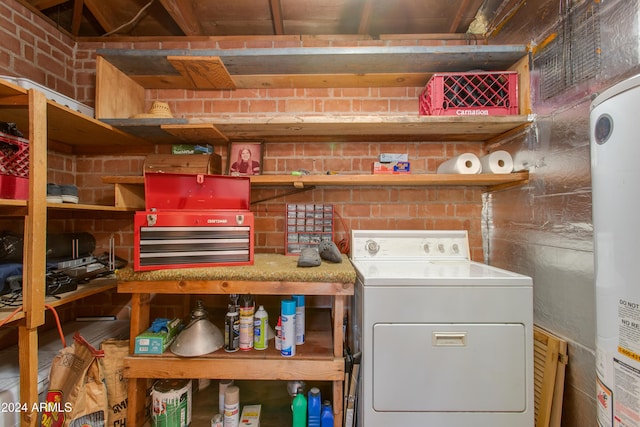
top-left (307, 387), bottom-right (321, 427)
top-left (320, 400), bottom-right (333, 427)
top-left (292, 387), bottom-right (307, 427)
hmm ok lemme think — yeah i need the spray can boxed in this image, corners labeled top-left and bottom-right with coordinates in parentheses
top-left (281, 299), bottom-right (296, 357)
top-left (307, 387), bottom-right (321, 427)
top-left (211, 413), bottom-right (223, 427)
top-left (239, 295), bottom-right (255, 351)
top-left (223, 385), bottom-right (240, 427)
top-left (320, 400), bottom-right (333, 427)
top-left (292, 295), bottom-right (305, 345)
top-left (218, 379), bottom-right (234, 414)
top-left (224, 305), bottom-right (239, 352)
top-left (254, 305), bottom-right (268, 350)
top-left (275, 315), bottom-right (282, 351)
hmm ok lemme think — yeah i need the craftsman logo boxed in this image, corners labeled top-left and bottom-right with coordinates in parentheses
top-left (456, 109), bottom-right (489, 116)
top-left (207, 219), bottom-right (228, 224)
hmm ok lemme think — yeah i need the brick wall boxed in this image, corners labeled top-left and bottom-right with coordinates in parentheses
top-left (0, 2), bottom-right (490, 333)
top-left (74, 36), bottom-right (487, 261)
top-left (0, 0), bottom-right (76, 98)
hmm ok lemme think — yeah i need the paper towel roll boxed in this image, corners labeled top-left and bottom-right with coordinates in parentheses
top-left (437, 153), bottom-right (482, 174)
top-left (479, 150), bottom-right (514, 174)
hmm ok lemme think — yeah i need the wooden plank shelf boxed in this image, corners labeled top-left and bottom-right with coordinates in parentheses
top-left (0, 277), bottom-right (117, 325)
top-left (125, 310), bottom-right (342, 380)
top-left (0, 94), bottom-right (152, 153)
top-left (97, 45), bottom-right (529, 89)
top-left (99, 114), bottom-right (534, 144)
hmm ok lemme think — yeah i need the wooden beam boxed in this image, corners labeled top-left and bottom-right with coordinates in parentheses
top-left (269, 0), bottom-right (285, 35)
top-left (24, 89), bottom-right (47, 329)
top-left (19, 326), bottom-right (38, 427)
top-left (24, 0), bottom-right (67, 10)
top-left (358, 0), bottom-right (374, 35)
top-left (71, 0), bottom-right (84, 37)
top-left (84, 0), bottom-right (117, 33)
top-left (449, 0), bottom-right (473, 33)
top-left (158, 0), bottom-right (203, 36)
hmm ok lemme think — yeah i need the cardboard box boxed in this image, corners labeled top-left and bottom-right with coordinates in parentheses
top-left (240, 405), bottom-right (261, 427)
top-left (379, 153), bottom-right (408, 162)
top-left (134, 318), bottom-right (182, 354)
top-left (372, 161), bottom-right (411, 174)
top-left (144, 153), bottom-right (222, 175)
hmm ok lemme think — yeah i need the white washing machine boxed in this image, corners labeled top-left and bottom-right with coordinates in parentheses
top-left (349, 230), bottom-right (534, 427)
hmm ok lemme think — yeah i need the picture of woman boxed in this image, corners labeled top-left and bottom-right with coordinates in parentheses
top-left (228, 142), bottom-right (263, 176)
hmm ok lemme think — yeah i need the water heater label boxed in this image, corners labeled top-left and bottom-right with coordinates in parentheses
top-left (612, 358), bottom-right (640, 427)
top-left (618, 298), bottom-right (640, 362)
top-left (596, 375), bottom-right (612, 427)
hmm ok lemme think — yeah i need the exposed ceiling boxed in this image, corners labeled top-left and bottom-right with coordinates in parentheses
top-left (19, 0), bottom-right (514, 39)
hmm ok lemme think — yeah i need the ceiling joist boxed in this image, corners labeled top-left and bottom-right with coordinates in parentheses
top-left (158, 0), bottom-right (203, 35)
top-left (269, 0), bottom-right (285, 35)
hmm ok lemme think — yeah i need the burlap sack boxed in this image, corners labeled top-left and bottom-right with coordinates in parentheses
top-left (41, 332), bottom-right (108, 427)
top-left (100, 339), bottom-right (129, 427)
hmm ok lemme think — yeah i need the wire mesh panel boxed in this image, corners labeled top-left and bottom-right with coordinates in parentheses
top-left (535, 1), bottom-right (600, 100)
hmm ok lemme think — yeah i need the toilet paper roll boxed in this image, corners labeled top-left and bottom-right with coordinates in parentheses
top-left (479, 150), bottom-right (514, 174)
top-left (436, 153), bottom-right (482, 174)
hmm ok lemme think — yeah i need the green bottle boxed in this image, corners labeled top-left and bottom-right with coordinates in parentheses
top-left (292, 387), bottom-right (307, 427)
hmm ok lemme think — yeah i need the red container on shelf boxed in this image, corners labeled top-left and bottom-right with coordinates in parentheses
top-left (134, 172), bottom-right (254, 271)
top-left (0, 131), bottom-right (29, 200)
top-left (419, 71), bottom-right (519, 116)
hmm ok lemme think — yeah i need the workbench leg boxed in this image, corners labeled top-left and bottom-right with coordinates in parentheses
top-left (332, 295), bottom-right (346, 426)
top-left (333, 295), bottom-right (345, 358)
top-left (333, 380), bottom-right (344, 427)
top-left (19, 325), bottom-right (38, 427)
top-left (127, 293), bottom-right (151, 426)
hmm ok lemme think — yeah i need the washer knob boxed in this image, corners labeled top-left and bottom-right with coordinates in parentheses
top-left (365, 240), bottom-right (380, 255)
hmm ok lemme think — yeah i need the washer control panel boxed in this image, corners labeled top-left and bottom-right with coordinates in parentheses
top-left (352, 230), bottom-right (470, 261)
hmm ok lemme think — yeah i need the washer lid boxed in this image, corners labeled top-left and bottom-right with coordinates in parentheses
top-left (351, 259), bottom-right (531, 284)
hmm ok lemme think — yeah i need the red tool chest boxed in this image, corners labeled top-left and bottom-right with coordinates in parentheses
top-left (134, 172), bottom-right (254, 271)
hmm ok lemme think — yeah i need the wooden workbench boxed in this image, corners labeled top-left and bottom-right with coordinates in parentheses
top-left (117, 253), bottom-right (355, 427)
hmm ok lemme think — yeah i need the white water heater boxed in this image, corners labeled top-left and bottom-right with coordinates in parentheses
top-left (591, 74), bottom-right (640, 427)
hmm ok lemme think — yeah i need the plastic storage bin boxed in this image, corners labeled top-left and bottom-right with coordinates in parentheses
top-left (419, 71), bottom-right (518, 116)
top-left (0, 131), bottom-right (29, 200)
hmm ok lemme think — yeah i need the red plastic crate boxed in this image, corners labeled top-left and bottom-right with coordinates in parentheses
top-left (419, 71), bottom-right (519, 116)
top-left (0, 131), bottom-right (29, 200)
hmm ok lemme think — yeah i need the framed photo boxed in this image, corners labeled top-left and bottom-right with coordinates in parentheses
top-left (227, 141), bottom-right (264, 176)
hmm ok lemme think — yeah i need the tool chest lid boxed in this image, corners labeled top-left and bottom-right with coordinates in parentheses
top-left (144, 172), bottom-right (250, 211)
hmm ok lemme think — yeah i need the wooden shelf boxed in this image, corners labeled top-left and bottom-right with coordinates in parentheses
top-left (0, 199), bottom-right (28, 216)
top-left (125, 310), bottom-right (343, 381)
top-left (0, 78), bottom-right (152, 155)
top-left (103, 171), bottom-right (529, 208)
top-left (97, 45), bottom-right (529, 89)
top-left (46, 202), bottom-right (137, 212)
top-left (102, 114), bottom-right (534, 144)
top-left (0, 277), bottom-right (117, 325)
